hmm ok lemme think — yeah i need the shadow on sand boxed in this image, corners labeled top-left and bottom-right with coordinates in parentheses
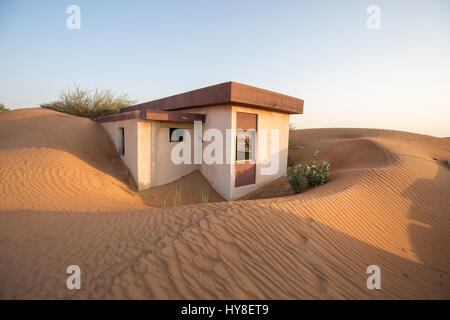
top-left (402, 160), bottom-right (450, 289)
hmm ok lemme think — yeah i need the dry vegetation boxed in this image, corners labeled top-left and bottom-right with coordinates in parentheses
top-left (0, 103), bottom-right (9, 112)
top-left (41, 85), bottom-right (136, 119)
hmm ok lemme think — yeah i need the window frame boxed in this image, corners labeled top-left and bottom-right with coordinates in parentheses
top-left (235, 129), bottom-right (256, 163)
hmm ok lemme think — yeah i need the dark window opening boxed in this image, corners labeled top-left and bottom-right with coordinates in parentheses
top-left (118, 127), bottom-right (125, 156)
top-left (170, 128), bottom-right (185, 142)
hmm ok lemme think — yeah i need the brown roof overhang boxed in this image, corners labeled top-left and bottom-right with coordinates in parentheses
top-left (120, 82), bottom-right (303, 115)
top-left (96, 110), bottom-right (206, 123)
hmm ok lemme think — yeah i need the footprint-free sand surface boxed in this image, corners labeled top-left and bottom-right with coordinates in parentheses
top-left (0, 108), bottom-right (449, 299)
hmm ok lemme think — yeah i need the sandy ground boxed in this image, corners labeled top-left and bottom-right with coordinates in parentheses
top-left (0, 108), bottom-right (449, 299)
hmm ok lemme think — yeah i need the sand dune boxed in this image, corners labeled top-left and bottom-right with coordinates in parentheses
top-left (0, 109), bottom-right (223, 211)
top-left (0, 108), bottom-right (144, 212)
top-left (0, 109), bottom-right (449, 299)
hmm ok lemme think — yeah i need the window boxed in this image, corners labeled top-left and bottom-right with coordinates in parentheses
top-left (170, 128), bottom-right (185, 142)
top-left (236, 130), bottom-right (256, 161)
top-left (118, 127), bottom-right (125, 156)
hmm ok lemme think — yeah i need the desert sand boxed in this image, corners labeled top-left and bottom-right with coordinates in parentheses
top-left (0, 108), bottom-right (449, 299)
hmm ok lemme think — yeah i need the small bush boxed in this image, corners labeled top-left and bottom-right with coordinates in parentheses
top-left (304, 151), bottom-right (329, 187)
top-left (0, 103), bottom-right (10, 112)
top-left (41, 85), bottom-right (136, 120)
top-left (288, 164), bottom-right (305, 194)
top-left (288, 150), bottom-right (330, 193)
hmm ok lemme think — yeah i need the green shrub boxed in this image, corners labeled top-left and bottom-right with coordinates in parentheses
top-left (0, 103), bottom-right (10, 112)
top-left (41, 85), bottom-right (136, 120)
top-left (288, 150), bottom-right (330, 193)
top-left (288, 164), bottom-right (304, 194)
top-left (303, 151), bottom-right (329, 187)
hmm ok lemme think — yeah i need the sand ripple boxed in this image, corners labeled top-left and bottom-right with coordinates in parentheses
top-left (0, 109), bottom-right (449, 299)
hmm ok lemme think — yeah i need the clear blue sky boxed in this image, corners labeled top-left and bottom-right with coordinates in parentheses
top-left (1, 0), bottom-right (449, 136)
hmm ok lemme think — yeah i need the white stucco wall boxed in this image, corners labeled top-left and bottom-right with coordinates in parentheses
top-left (181, 105), bottom-right (233, 200)
top-left (99, 119), bottom-right (152, 190)
top-left (183, 104), bottom-right (290, 200)
top-left (152, 121), bottom-right (200, 187)
top-left (229, 105), bottom-right (290, 200)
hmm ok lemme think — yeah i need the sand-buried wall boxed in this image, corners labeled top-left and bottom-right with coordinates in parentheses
top-left (100, 119), bottom-right (152, 190)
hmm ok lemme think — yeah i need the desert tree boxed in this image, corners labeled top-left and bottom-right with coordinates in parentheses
top-left (41, 85), bottom-right (136, 119)
top-left (0, 103), bottom-right (10, 112)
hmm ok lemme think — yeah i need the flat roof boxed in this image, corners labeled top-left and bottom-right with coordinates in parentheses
top-left (120, 81), bottom-right (304, 115)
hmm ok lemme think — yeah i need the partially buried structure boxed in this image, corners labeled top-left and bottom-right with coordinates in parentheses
top-left (96, 81), bottom-right (304, 201)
